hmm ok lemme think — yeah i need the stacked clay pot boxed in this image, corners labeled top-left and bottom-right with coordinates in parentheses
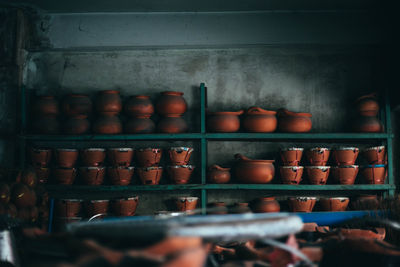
top-left (93, 90), bottom-right (123, 134)
top-left (361, 146), bottom-right (387, 185)
top-left (305, 147), bottom-right (331, 185)
top-left (79, 148), bottom-right (106, 185)
top-left (53, 148), bottom-right (79, 185)
top-left (30, 147), bottom-right (52, 185)
top-left (331, 147), bottom-right (359, 185)
top-left (279, 148), bottom-right (304, 185)
top-left (176, 196), bottom-right (198, 213)
top-left (62, 94), bottom-right (92, 134)
top-left (54, 198), bottom-right (82, 230)
top-left (125, 95), bottom-right (156, 133)
top-left (167, 147), bottom-right (195, 184)
top-left (136, 148), bottom-right (163, 185)
top-left (31, 95), bottom-right (60, 134)
top-left (353, 93), bottom-right (383, 133)
top-left (156, 91), bottom-right (188, 133)
top-left (107, 148), bottom-right (135, 185)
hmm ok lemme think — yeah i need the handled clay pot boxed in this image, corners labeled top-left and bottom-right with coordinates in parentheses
top-left (167, 165), bottom-right (195, 184)
top-left (207, 110), bottom-right (243, 133)
top-left (80, 148), bottom-right (106, 167)
top-left (63, 115), bottom-right (90, 134)
top-left (34, 167), bottom-right (50, 184)
top-left (107, 166), bottom-right (134, 186)
top-left (306, 166), bottom-right (330, 185)
top-left (207, 202), bottom-right (228, 215)
top-left (361, 165), bottom-right (386, 184)
top-left (30, 148), bottom-right (52, 167)
top-left (125, 116), bottom-right (156, 134)
top-left (356, 93), bottom-right (379, 117)
top-left (79, 167), bottom-right (105, 185)
top-left (280, 166), bottom-right (303, 185)
top-left (363, 146), bottom-right (386, 164)
top-left (156, 91), bottom-right (187, 116)
top-left (280, 148), bottom-right (303, 166)
top-left (176, 197), bottom-right (198, 212)
top-left (32, 95), bottom-right (59, 115)
top-left (306, 147), bottom-right (330, 166)
top-left (137, 166), bottom-right (163, 185)
top-left (0, 183), bottom-right (10, 204)
top-left (207, 165), bottom-right (231, 184)
top-left (32, 115), bottom-right (60, 134)
top-left (320, 197), bottom-right (349, 212)
top-left (353, 116), bottom-right (383, 133)
top-left (125, 95), bottom-right (154, 117)
top-left (136, 148), bottom-right (162, 167)
top-left (168, 147), bottom-right (193, 165)
top-left (277, 109), bottom-right (312, 133)
top-left (332, 147), bottom-right (359, 166)
top-left (96, 90), bottom-right (122, 115)
top-left (252, 197), bottom-right (280, 213)
top-left (112, 197), bottom-right (139, 216)
top-left (242, 107), bottom-right (277, 133)
top-left (232, 202), bottom-right (252, 214)
top-left (288, 197), bottom-right (316, 212)
top-left (332, 165), bottom-right (359, 185)
top-left (157, 115), bottom-right (188, 133)
top-left (62, 94), bottom-right (92, 117)
top-left (92, 115), bottom-right (122, 134)
top-left (107, 148), bottom-right (134, 167)
top-left (55, 149), bottom-right (79, 168)
top-left (55, 199), bottom-right (82, 217)
top-left (53, 167), bottom-right (77, 185)
top-left (234, 154), bottom-right (275, 184)
top-left (85, 200), bottom-right (109, 217)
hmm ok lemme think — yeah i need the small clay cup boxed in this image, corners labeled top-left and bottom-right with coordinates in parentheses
top-left (332, 147), bottom-right (359, 166)
top-left (30, 148), bottom-right (52, 167)
top-left (107, 148), bottom-right (134, 167)
top-left (107, 166), bottom-right (134, 186)
top-left (207, 165), bottom-right (231, 184)
top-left (288, 197), bottom-right (317, 212)
top-left (361, 165), bottom-right (386, 184)
top-left (112, 197), bottom-right (139, 216)
top-left (280, 166), bottom-right (303, 185)
top-left (55, 149), bottom-right (79, 168)
top-left (280, 148), bottom-right (304, 166)
top-left (306, 166), bottom-right (330, 185)
top-left (137, 166), bottom-right (163, 185)
top-left (167, 165), bottom-right (195, 184)
top-left (79, 167), bottom-right (105, 185)
top-left (332, 165), bottom-right (359, 185)
top-left (55, 199), bottom-right (82, 217)
top-left (136, 148), bottom-right (162, 167)
top-left (80, 148), bottom-right (106, 167)
top-left (168, 147), bottom-right (193, 165)
top-left (53, 167), bottom-right (77, 185)
top-left (363, 146), bottom-right (386, 164)
top-left (176, 197), bottom-right (198, 212)
top-left (320, 197), bottom-right (349, 212)
top-left (252, 197), bottom-right (280, 213)
top-left (85, 200), bottom-right (109, 218)
top-left (306, 147), bottom-right (330, 166)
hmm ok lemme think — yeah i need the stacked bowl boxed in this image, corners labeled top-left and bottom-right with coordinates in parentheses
top-left (167, 147), bottom-right (195, 184)
top-left (361, 146), bottom-right (387, 184)
top-left (107, 148), bottom-right (135, 185)
top-left (279, 147), bottom-right (304, 185)
top-left (331, 147), bottom-right (359, 185)
top-left (136, 148), bottom-right (163, 185)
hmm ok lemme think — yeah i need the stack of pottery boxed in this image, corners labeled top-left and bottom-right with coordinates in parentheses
top-left (305, 147), bottom-right (331, 185)
top-left (353, 93), bottom-right (383, 133)
top-left (84, 199), bottom-right (109, 218)
top-left (107, 148), bottom-right (135, 186)
top-left (61, 94), bottom-right (92, 134)
top-left (136, 148), bottom-right (163, 185)
top-left (79, 148), bottom-right (106, 185)
top-left (331, 147), bottom-right (359, 185)
top-left (176, 196), bottom-right (198, 213)
top-left (167, 147), bottom-right (195, 184)
top-left (288, 197), bottom-right (317, 212)
top-left (93, 90), bottom-right (123, 134)
top-left (361, 146), bottom-right (387, 184)
top-left (112, 196), bottom-right (139, 216)
top-left (53, 148), bottom-right (79, 185)
top-left (54, 198), bottom-right (82, 230)
top-left (30, 148), bottom-right (52, 184)
top-left (279, 148), bottom-right (304, 185)
top-left (31, 95), bottom-right (60, 134)
top-left (320, 197), bottom-right (349, 211)
top-left (125, 95), bottom-right (156, 133)
top-left (156, 91), bottom-right (188, 133)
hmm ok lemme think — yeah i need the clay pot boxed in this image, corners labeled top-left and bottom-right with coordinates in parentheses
top-left (352, 195), bottom-right (379, 210)
top-left (332, 165), bottom-right (359, 185)
top-left (288, 197), bottom-right (317, 212)
top-left (112, 197), bottom-right (139, 216)
top-left (157, 115), bottom-right (188, 133)
top-left (96, 90), bottom-right (122, 115)
top-left (232, 203), bottom-right (252, 214)
top-left (56, 199), bottom-right (82, 217)
top-left (85, 200), bottom-right (109, 217)
top-left (361, 165), bottom-right (386, 184)
top-left (280, 148), bottom-right (304, 166)
top-left (332, 147), bottom-right (359, 166)
top-left (18, 168), bottom-right (38, 187)
top-left (353, 116), bottom-right (383, 133)
top-left (0, 183), bottom-right (10, 204)
top-left (125, 95), bottom-right (154, 117)
top-left (137, 167), bottom-right (163, 185)
top-left (168, 147), bottom-right (193, 165)
top-left (208, 202), bottom-right (228, 215)
top-left (306, 147), bottom-right (330, 166)
top-left (234, 154), bottom-right (275, 184)
top-left (156, 91), bottom-right (187, 116)
top-left (55, 149), bottom-right (79, 168)
top-left (252, 197), bottom-right (280, 213)
top-left (11, 184), bottom-right (34, 208)
top-left (32, 115), bottom-right (60, 134)
top-left (242, 107), bottom-right (277, 133)
top-left (136, 148), bottom-right (162, 167)
top-left (53, 167), bottom-right (77, 185)
top-left (107, 148), bottom-right (134, 167)
top-left (107, 166), bottom-right (134, 186)
top-left (306, 166), bottom-right (330, 185)
top-left (33, 95), bottom-right (59, 115)
top-left (34, 167), bottom-right (50, 184)
top-left (280, 166), bottom-right (303, 185)
top-left (320, 197), bottom-right (349, 211)
top-left (363, 146), bottom-right (386, 164)
top-left (125, 116), bottom-right (156, 133)
top-left (207, 165), bottom-right (231, 184)
top-left (356, 93), bottom-right (379, 116)
top-left (167, 165), bottom-right (195, 184)
top-left (93, 115), bottom-right (122, 134)
top-left (62, 94), bottom-right (92, 117)
top-left (63, 115), bottom-right (90, 134)
top-left (176, 197), bottom-right (198, 212)
top-left (207, 110), bottom-right (243, 133)
top-left (79, 167), bottom-right (105, 185)
top-left (80, 148), bottom-right (106, 167)
top-left (277, 109), bottom-right (312, 133)
top-left (30, 148), bottom-right (52, 167)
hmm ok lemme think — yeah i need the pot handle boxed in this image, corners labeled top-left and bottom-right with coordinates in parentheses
top-left (234, 154), bottom-right (251, 161)
top-left (246, 107), bottom-right (265, 114)
top-left (210, 164), bottom-right (226, 171)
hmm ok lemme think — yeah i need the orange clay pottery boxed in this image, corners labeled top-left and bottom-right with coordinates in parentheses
top-left (63, 115), bottom-right (90, 134)
top-left (232, 202), bottom-right (252, 214)
top-left (0, 183), bottom-right (10, 204)
top-left (55, 199), bottom-right (82, 217)
top-left (320, 197), bottom-right (349, 211)
top-left (252, 197), bottom-right (280, 213)
top-left (352, 195), bottom-right (379, 210)
top-left (234, 154), bottom-right (275, 184)
top-left (207, 165), bottom-right (231, 184)
top-left (85, 200), bottom-right (109, 217)
top-left (168, 147), bottom-right (193, 165)
top-left (11, 184), bottom-right (34, 208)
top-left (62, 94), bottom-right (92, 117)
top-left (55, 149), bottom-right (79, 168)
top-left (107, 148), bottom-right (134, 167)
top-left (332, 147), bottom-right (359, 166)
top-left (157, 115), bottom-right (188, 133)
top-left (53, 167), bottom-right (77, 185)
top-left (280, 147), bottom-right (304, 166)
top-left (288, 197), bottom-right (317, 212)
top-left (361, 164), bottom-right (386, 184)
top-left (137, 166), bottom-right (163, 185)
top-left (363, 146), bottom-right (386, 164)
top-left (355, 93), bottom-right (379, 116)
top-left (332, 165), bottom-right (359, 185)
top-left (353, 116), bottom-right (383, 133)
top-left (79, 167), bottom-right (105, 185)
top-left (306, 147), bottom-right (330, 166)
top-left (207, 110), bottom-right (243, 133)
top-left (337, 228), bottom-right (385, 240)
top-left (17, 168), bottom-right (38, 187)
top-left (30, 148), bottom-right (52, 167)
top-left (242, 107), bottom-right (277, 133)
top-left (280, 166), bottom-right (303, 185)
top-left (80, 148), bottom-right (106, 167)
top-left (306, 166), bottom-right (330, 185)
top-left (156, 91), bottom-right (187, 116)
top-left (95, 90), bottom-right (122, 115)
top-left (125, 95), bottom-right (154, 117)
top-left (32, 115), bottom-right (60, 134)
top-left (277, 109), bottom-right (312, 133)
top-left (125, 116), bottom-right (156, 133)
top-left (136, 148), bottom-right (162, 167)
top-left (167, 165), bottom-right (195, 184)
top-left (107, 166), bottom-right (134, 186)
top-left (176, 197), bottom-right (198, 212)
top-left (112, 196), bottom-right (139, 216)
top-left (208, 202), bottom-right (228, 215)
top-left (32, 95), bottom-right (59, 115)
top-left (92, 115), bottom-right (122, 134)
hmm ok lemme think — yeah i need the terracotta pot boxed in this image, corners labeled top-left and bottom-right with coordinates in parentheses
top-left (242, 107), bottom-right (277, 133)
top-left (63, 115), bottom-right (90, 134)
top-left (32, 115), bottom-right (60, 134)
top-left (234, 154), bottom-right (275, 184)
top-left (136, 148), bottom-right (162, 167)
top-left (107, 148), bottom-right (134, 167)
top-left (157, 115), bottom-right (188, 133)
top-left (207, 202), bottom-right (228, 215)
top-left (252, 197), bottom-right (280, 213)
top-left (168, 147), bottom-right (193, 165)
top-left (332, 147), bottom-right (359, 166)
top-left (280, 148), bottom-right (304, 166)
top-left (277, 109), bottom-right (312, 133)
top-left (107, 166), bottom-right (134, 186)
top-left (352, 195), bottom-right (379, 210)
top-left (85, 200), bottom-right (109, 217)
top-left (361, 165), bottom-right (386, 184)
top-left (33, 95), bottom-right (59, 115)
top-left (30, 148), bottom-right (52, 167)
top-left (207, 165), bottom-right (231, 184)
top-left (176, 197), bottom-right (198, 211)
top-left (18, 168), bottom-right (38, 187)
top-left (306, 166), bottom-right (330, 185)
top-left (55, 199), bottom-right (82, 217)
top-left (288, 197), bottom-right (317, 212)
top-left (320, 197), bottom-right (349, 211)
top-left (112, 197), bottom-right (139, 216)
top-left (137, 167), bottom-right (163, 185)
top-left (306, 147), bottom-right (330, 166)
top-left (55, 149), bottom-right (79, 168)
top-left (353, 116), bottom-right (383, 133)
top-left (356, 93), bottom-right (379, 116)
top-left (207, 110), bottom-right (243, 133)
top-left (232, 202), bottom-right (252, 214)
top-left (125, 116), bottom-right (156, 133)
top-left (34, 167), bottom-right (50, 184)
top-left (11, 184), bottom-right (34, 208)
top-left (167, 165), bottom-right (195, 184)
top-left (280, 166), bottom-right (303, 185)
top-left (93, 115), bottom-right (122, 134)
top-left (96, 90), bottom-right (122, 115)
top-left (156, 91), bottom-right (187, 116)
top-left (80, 148), bottom-right (106, 167)
top-left (62, 94), bottom-right (92, 117)
top-left (79, 167), bottom-right (105, 185)
top-left (331, 165), bottom-right (359, 185)
top-left (125, 95), bottom-right (154, 117)
top-left (363, 146), bottom-right (386, 164)
top-left (53, 167), bottom-right (77, 185)
top-left (0, 183), bottom-right (10, 204)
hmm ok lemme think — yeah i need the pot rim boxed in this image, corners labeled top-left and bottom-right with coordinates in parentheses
top-left (246, 106), bottom-right (277, 115)
top-left (362, 164), bottom-right (386, 168)
top-left (167, 165), bottom-right (195, 169)
top-left (280, 166), bottom-right (304, 169)
top-left (281, 147), bottom-right (304, 151)
top-left (114, 196), bottom-right (139, 201)
top-left (177, 196), bottom-right (198, 202)
top-left (108, 166), bottom-right (135, 170)
top-left (108, 147), bottom-right (134, 152)
top-left (87, 199), bottom-right (109, 203)
top-left (137, 148), bottom-right (162, 152)
top-left (289, 197), bottom-right (317, 200)
top-left (83, 148), bottom-right (106, 152)
top-left (56, 148), bottom-right (78, 152)
top-left (332, 165), bottom-right (359, 169)
top-left (138, 166), bottom-right (163, 170)
top-left (80, 167), bottom-right (106, 170)
top-left (169, 147), bottom-right (194, 152)
top-left (130, 95), bottom-right (150, 99)
top-left (161, 91), bottom-right (184, 96)
top-left (364, 146), bottom-right (385, 151)
top-left (305, 166), bottom-right (330, 169)
top-left (309, 147), bottom-right (330, 151)
top-left (207, 110), bottom-right (244, 116)
top-left (320, 197), bottom-right (349, 200)
top-left (208, 165), bottom-right (230, 171)
top-left (335, 147), bottom-right (359, 151)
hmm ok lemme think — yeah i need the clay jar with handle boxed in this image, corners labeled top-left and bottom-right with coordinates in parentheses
top-left (207, 165), bottom-right (231, 184)
top-left (63, 115), bottom-right (90, 134)
top-left (96, 90), bottom-right (122, 115)
top-left (112, 197), bottom-right (139, 216)
top-left (137, 167), bottom-right (163, 185)
top-left (62, 94), bottom-right (92, 117)
top-left (252, 197), bottom-right (280, 213)
top-left (107, 148), bottom-right (134, 167)
top-left (167, 165), bottom-right (195, 184)
top-left (353, 116), bottom-right (383, 133)
top-left (176, 197), bottom-right (198, 212)
top-left (30, 148), bottom-right (52, 167)
top-left (234, 154), bottom-right (275, 184)
top-left (55, 199), bottom-right (82, 217)
top-left (81, 148), bottom-right (106, 167)
top-left (125, 116), bottom-right (156, 133)
top-left (306, 147), bottom-right (330, 166)
top-left (332, 165), bottom-right (359, 185)
top-left (157, 115), bottom-right (188, 133)
top-left (32, 115), bottom-right (60, 134)
top-left (107, 166), bottom-right (134, 186)
top-left (361, 165), bottom-right (386, 184)
top-left (93, 115), bottom-right (122, 134)
top-left (125, 95), bottom-right (154, 117)
top-left (207, 110), bottom-right (243, 133)
top-left (332, 147), bottom-right (359, 166)
top-left (242, 107), bottom-right (277, 133)
top-left (79, 167), bottom-right (105, 185)
top-left (85, 200), bottom-right (109, 218)
top-left (53, 167), bottom-right (77, 185)
top-left (277, 109), bottom-right (312, 133)
top-left (280, 148), bottom-right (304, 166)
top-left (306, 166), bottom-right (330, 185)
top-left (280, 166), bottom-right (303, 185)
top-left (156, 91), bottom-right (187, 116)
top-left (168, 147), bottom-right (193, 165)
top-left (356, 93), bottom-right (379, 117)
top-left (55, 149), bottom-right (79, 168)
top-left (320, 197), bottom-right (349, 212)
top-left (136, 148), bottom-right (162, 167)
top-left (363, 146), bottom-right (386, 164)
top-left (32, 95), bottom-right (59, 115)
top-left (288, 197), bottom-right (316, 212)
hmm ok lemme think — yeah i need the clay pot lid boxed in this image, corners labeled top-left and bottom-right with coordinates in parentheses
top-left (281, 147), bottom-right (304, 151)
top-left (362, 164), bottom-right (386, 168)
top-left (80, 166), bottom-right (105, 170)
top-left (207, 110), bottom-right (244, 116)
top-left (305, 166), bottom-right (330, 169)
top-left (335, 147), bottom-right (359, 151)
top-left (131, 95), bottom-right (150, 99)
top-left (88, 199), bottom-right (109, 203)
top-left (99, 90), bottom-right (120, 94)
top-left (137, 148), bottom-right (162, 152)
top-left (108, 166), bottom-right (135, 170)
top-left (169, 147), bottom-right (193, 152)
top-left (56, 148), bottom-right (78, 152)
top-left (321, 197), bottom-right (349, 201)
top-left (138, 166), bottom-right (163, 170)
top-left (208, 165), bottom-right (230, 171)
top-left (83, 148), bottom-right (106, 152)
top-left (178, 196), bottom-right (198, 202)
top-left (289, 197), bottom-right (317, 201)
top-left (167, 165), bottom-right (195, 169)
top-left (280, 166), bottom-right (304, 169)
top-left (309, 147), bottom-right (330, 151)
top-left (108, 147), bottom-right (134, 151)
top-left (364, 146), bottom-right (385, 151)
top-left (332, 165), bottom-right (358, 169)
top-left (161, 91), bottom-right (184, 96)
top-left (234, 154), bottom-right (275, 164)
top-left (278, 109), bottom-right (312, 117)
top-left (245, 107), bottom-right (277, 115)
